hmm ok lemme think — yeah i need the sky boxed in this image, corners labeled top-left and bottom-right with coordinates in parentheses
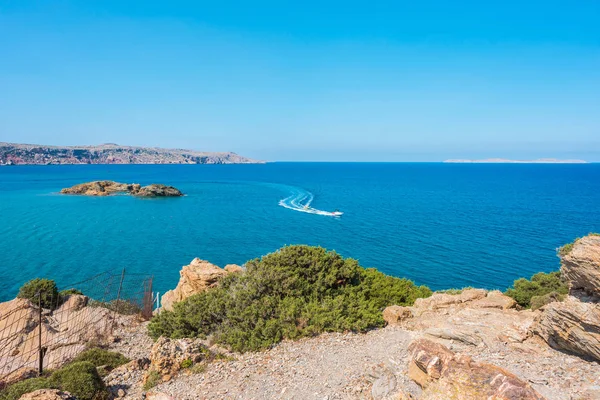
top-left (0, 1), bottom-right (599, 161)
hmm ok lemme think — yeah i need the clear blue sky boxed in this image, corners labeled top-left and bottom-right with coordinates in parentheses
top-left (1, 1), bottom-right (598, 161)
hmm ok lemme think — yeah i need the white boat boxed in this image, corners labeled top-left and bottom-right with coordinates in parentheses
top-left (331, 211), bottom-right (343, 217)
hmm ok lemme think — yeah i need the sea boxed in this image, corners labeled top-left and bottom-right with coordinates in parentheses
top-left (1, 162), bottom-right (599, 301)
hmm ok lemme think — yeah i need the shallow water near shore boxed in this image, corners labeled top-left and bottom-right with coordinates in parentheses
top-left (0, 162), bottom-right (599, 300)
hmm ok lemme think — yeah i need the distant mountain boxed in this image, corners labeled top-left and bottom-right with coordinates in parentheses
top-left (444, 158), bottom-right (588, 164)
top-left (0, 142), bottom-right (264, 165)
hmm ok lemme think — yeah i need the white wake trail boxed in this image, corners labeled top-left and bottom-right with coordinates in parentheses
top-left (278, 188), bottom-right (342, 217)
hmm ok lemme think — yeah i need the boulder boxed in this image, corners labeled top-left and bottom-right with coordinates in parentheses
top-left (532, 296), bottom-right (600, 362)
top-left (383, 305), bottom-right (413, 326)
top-left (407, 339), bottom-right (546, 400)
top-left (133, 184), bottom-right (183, 197)
top-left (19, 389), bottom-right (76, 400)
top-left (146, 392), bottom-right (176, 400)
top-left (472, 290), bottom-right (517, 310)
top-left (144, 337), bottom-right (209, 384)
top-left (412, 289), bottom-right (487, 314)
top-left (224, 264), bottom-right (244, 274)
top-left (0, 296), bottom-right (115, 382)
top-left (560, 235), bottom-right (600, 297)
top-left (161, 258), bottom-right (229, 311)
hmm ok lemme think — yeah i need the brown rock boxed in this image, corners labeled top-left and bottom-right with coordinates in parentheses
top-left (412, 289), bottom-right (487, 313)
top-left (161, 258), bottom-right (229, 311)
top-left (407, 339), bottom-right (546, 400)
top-left (133, 184), bottom-right (183, 197)
top-left (144, 336), bottom-right (210, 383)
top-left (146, 392), bottom-right (176, 400)
top-left (472, 290), bottom-right (517, 310)
top-left (533, 296), bottom-right (600, 362)
top-left (60, 180), bottom-right (134, 196)
top-left (383, 305), bottom-right (413, 326)
top-left (18, 389), bottom-right (76, 400)
top-left (224, 264), bottom-right (244, 273)
top-left (560, 235), bottom-right (600, 297)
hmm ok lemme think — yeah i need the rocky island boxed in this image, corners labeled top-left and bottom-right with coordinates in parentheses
top-left (60, 181), bottom-right (183, 197)
top-left (0, 142), bottom-right (263, 165)
top-left (444, 158), bottom-right (588, 164)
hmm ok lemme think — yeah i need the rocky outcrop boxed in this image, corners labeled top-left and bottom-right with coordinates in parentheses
top-left (531, 234), bottom-right (600, 362)
top-left (60, 181), bottom-right (183, 197)
top-left (0, 295), bottom-right (115, 384)
top-left (19, 389), bottom-right (76, 400)
top-left (144, 337), bottom-right (209, 383)
top-left (533, 296), bottom-right (600, 362)
top-left (382, 305), bottom-right (413, 326)
top-left (161, 259), bottom-right (232, 311)
top-left (560, 234), bottom-right (600, 297)
top-left (408, 339), bottom-right (546, 400)
top-left (134, 184), bottom-right (183, 197)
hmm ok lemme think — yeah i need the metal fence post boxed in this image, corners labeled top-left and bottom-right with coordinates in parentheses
top-left (37, 293), bottom-right (43, 376)
top-left (112, 268), bottom-right (126, 331)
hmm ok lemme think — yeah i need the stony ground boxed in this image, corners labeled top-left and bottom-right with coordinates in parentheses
top-left (108, 320), bottom-right (600, 400)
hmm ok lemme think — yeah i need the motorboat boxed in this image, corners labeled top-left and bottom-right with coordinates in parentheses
top-left (331, 211), bottom-right (343, 217)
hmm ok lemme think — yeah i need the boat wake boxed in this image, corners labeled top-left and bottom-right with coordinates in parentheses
top-left (279, 188), bottom-right (343, 217)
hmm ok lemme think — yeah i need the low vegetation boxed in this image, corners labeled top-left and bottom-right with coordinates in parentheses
top-left (142, 371), bottom-right (161, 391)
top-left (504, 271), bottom-right (568, 309)
top-left (558, 232), bottom-right (600, 256)
top-left (0, 362), bottom-right (108, 400)
top-left (149, 245), bottom-right (432, 352)
top-left (70, 348), bottom-right (129, 377)
top-left (17, 278), bottom-right (60, 310)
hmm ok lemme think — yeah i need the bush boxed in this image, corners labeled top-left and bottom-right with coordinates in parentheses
top-left (47, 361), bottom-right (108, 400)
top-left (69, 348), bottom-right (129, 376)
top-left (59, 288), bottom-right (83, 297)
top-left (530, 292), bottom-right (567, 310)
top-left (143, 371), bottom-right (161, 391)
top-left (0, 377), bottom-right (49, 400)
top-left (149, 245), bottom-right (432, 352)
top-left (0, 362), bottom-right (108, 400)
top-left (505, 271), bottom-right (568, 308)
top-left (17, 278), bottom-right (60, 310)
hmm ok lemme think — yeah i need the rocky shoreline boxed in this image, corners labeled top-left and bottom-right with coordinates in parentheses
top-left (60, 181), bottom-right (184, 197)
top-left (2, 235), bottom-right (600, 400)
top-left (0, 142), bottom-right (262, 165)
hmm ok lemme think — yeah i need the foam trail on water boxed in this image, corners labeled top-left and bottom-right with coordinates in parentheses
top-left (279, 188), bottom-right (342, 217)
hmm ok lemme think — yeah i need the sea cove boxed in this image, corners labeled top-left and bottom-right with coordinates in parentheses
top-left (1, 162), bottom-right (599, 301)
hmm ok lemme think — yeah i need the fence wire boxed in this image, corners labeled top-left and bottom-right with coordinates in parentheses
top-left (0, 269), bottom-right (153, 387)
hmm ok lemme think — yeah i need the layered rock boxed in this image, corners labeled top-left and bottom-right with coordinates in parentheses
top-left (560, 234), bottom-right (600, 297)
top-left (161, 259), bottom-right (232, 311)
top-left (408, 339), bottom-right (546, 400)
top-left (19, 389), bottom-right (76, 400)
top-left (60, 181), bottom-right (183, 197)
top-left (0, 295), bottom-right (114, 384)
top-left (533, 296), bottom-right (600, 362)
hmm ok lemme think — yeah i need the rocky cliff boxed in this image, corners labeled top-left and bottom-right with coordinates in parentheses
top-left (0, 142), bottom-right (262, 165)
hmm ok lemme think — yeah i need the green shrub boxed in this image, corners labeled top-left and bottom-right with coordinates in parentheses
top-left (47, 361), bottom-right (108, 400)
top-left (149, 245), bottom-right (432, 352)
top-left (0, 362), bottom-right (108, 400)
top-left (505, 271), bottom-right (568, 308)
top-left (180, 359), bottom-right (193, 369)
top-left (143, 371), bottom-right (161, 391)
top-left (0, 377), bottom-right (50, 400)
top-left (59, 288), bottom-right (83, 297)
top-left (530, 291), bottom-right (567, 310)
top-left (17, 278), bottom-right (60, 310)
top-left (69, 348), bottom-right (129, 375)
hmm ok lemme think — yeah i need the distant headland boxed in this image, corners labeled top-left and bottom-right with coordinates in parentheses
top-left (444, 158), bottom-right (588, 164)
top-left (0, 142), bottom-right (264, 165)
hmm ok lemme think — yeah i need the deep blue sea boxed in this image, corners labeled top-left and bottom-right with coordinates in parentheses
top-left (1, 163), bottom-right (599, 301)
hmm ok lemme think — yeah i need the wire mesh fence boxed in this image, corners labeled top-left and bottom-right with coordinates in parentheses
top-left (0, 269), bottom-right (153, 387)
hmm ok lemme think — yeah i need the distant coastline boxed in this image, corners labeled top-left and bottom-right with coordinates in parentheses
top-left (0, 142), bottom-right (264, 166)
top-left (444, 158), bottom-right (588, 164)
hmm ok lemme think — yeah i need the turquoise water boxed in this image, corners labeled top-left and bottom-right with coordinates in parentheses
top-left (1, 163), bottom-right (599, 300)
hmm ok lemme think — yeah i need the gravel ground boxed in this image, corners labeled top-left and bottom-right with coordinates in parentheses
top-left (106, 321), bottom-right (600, 400)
